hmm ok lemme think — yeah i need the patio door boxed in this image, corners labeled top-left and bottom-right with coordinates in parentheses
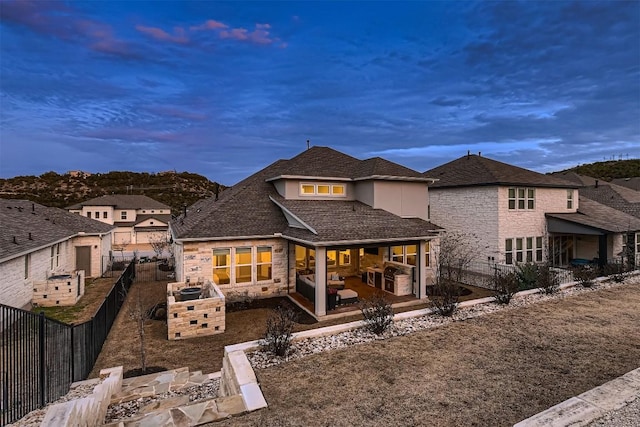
top-left (550, 236), bottom-right (573, 266)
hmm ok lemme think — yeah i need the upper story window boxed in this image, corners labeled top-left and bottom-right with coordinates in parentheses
top-left (567, 190), bottom-right (573, 209)
top-left (94, 212), bottom-right (100, 219)
top-left (103, 211), bottom-right (108, 219)
top-left (86, 212), bottom-right (91, 217)
top-left (121, 211), bottom-right (127, 220)
top-left (299, 183), bottom-right (346, 197)
top-left (508, 187), bottom-right (535, 210)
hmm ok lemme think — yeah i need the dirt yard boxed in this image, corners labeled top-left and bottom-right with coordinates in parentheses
top-left (210, 282), bottom-right (640, 427)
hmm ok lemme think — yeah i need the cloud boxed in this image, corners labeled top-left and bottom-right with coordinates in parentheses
top-left (0, 0), bottom-right (134, 58)
top-left (219, 23), bottom-right (276, 45)
top-left (136, 25), bottom-right (189, 44)
top-left (190, 19), bottom-right (228, 31)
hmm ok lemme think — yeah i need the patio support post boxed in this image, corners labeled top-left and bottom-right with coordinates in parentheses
top-left (598, 234), bottom-right (607, 267)
top-left (418, 240), bottom-right (427, 299)
top-left (314, 246), bottom-right (327, 317)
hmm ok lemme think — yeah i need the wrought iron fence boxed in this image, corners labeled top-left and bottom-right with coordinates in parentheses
top-left (453, 260), bottom-right (574, 289)
top-left (102, 256), bottom-right (174, 282)
top-left (0, 260), bottom-right (135, 426)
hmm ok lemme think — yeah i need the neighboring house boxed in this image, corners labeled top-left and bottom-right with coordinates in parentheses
top-left (170, 147), bottom-right (442, 318)
top-left (67, 195), bottom-right (171, 245)
top-left (0, 199), bottom-right (113, 309)
top-left (424, 153), bottom-right (639, 268)
top-left (611, 177), bottom-right (640, 192)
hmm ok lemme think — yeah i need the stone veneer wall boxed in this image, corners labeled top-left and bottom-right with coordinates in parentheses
top-left (167, 281), bottom-right (226, 340)
top-left (41, 366), bottom-right (123, 427)
top-left (32, 270), bottom-right (85, 307)
top-left (180, 238), bottom-right (289, 300)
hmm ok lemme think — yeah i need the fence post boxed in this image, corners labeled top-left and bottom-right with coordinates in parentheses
top-left (38, 312), bottom-right (46, 407)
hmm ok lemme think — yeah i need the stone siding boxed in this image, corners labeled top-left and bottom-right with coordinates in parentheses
top-left (32, 270), bottom-right (85, 307)
top-left (167, 281), bottom-right (226, 340)
top-left (179, 238), bottom-right (289, 300)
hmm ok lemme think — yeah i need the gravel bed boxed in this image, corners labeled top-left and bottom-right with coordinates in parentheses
top-left (105, 379), bottom-right (220, 423)
top-left (248, 277), bottom-right (637, 370)
top-left (587, 396), bottom-right (640, 427)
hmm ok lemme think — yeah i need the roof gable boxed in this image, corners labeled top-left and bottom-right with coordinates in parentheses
top-left (67, 194), bottom-right (170, 210)
top-left (425, 154), bottom-right (577, 189)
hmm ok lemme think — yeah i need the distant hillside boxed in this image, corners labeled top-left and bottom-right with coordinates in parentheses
top-left (0, 171), bottom-right (224, 215)
top-left (553, 159), bottom-right (640, 181)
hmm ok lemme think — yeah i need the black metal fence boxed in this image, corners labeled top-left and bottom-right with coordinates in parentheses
top-left (454, 261), bottom-right (574, 288)
top-left (0, 261), bottom-right (135, 426)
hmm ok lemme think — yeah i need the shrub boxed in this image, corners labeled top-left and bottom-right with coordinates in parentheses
top-left (430, 279), bottom-right (460, 316)
top-left (493, 271), bottom-right (519, 304)
top-left (516, 262), bottom-right (539, 290)
top-left (263, 304), bottom-right (298, 357)
top-left (360, 294), bottom-right (394, 335)
top-left (601, 262), bottom-right (626, 283)
top-left (572, 265), bottom-right (597, 288)
top-left (537, 264), bottom-right (560, 294)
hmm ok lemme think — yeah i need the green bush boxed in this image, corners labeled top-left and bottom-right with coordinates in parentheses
top-left (516, 263), bottom-right (539, 290)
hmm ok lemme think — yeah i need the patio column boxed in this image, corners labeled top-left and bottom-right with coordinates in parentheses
top-left (314, 246), bottom-right (327, 317)
top-left (418, 240), bottom-right (427, 299)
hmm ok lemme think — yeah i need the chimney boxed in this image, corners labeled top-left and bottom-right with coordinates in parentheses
top-left (595, 180), bottom-right (599, 188)
top-left (32, 203), bottom-right (35, 212)
top-left (478, 151), bottom-right (482, 157)
top-left (467, 150), bottom-right (470, 158)
top-left (306, 139), bottom-right (310, 150)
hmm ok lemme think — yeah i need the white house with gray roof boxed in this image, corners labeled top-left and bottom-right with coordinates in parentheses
top-left (425, 154), bottom-right (640, 268)
top-left (68, 194), bottom-right (171, 245)
top-left (170, 147), bottom-right (442, 318)
top-left (0, 199), bottom-right (114, 309)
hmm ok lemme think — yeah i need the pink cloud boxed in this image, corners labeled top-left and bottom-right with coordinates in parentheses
top-left (190, 19), bottom-right (228, 31)
top-left (0, 0), bottom-right (134, 57)
top-left (219, 23), bottom-right (275, 45)
top-left (136, 25), bottom-right (189, 44)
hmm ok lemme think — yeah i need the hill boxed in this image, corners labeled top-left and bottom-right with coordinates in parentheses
top-left (0, 171), bottom-right (224, 215)
top-left (552, 159), bottom-right (640, 181)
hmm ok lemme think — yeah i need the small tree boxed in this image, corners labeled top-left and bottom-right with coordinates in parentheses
top-left (360, 294), bottom-right (393, 335)
top-left (148, 232), bottom-right (170, 259)
top-left (263, 304), bottom-right (298, 357)
top-left (493, 270), bottom-right (519, 304)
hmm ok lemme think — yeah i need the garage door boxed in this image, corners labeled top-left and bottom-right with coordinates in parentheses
top-left (136, 231), bottom-right (155, 244)
top-left (114, 232), bottom-right (131, 245)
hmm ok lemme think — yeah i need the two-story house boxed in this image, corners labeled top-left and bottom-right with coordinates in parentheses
top-left (67, 195), bottom-right (171, 246)
top-left (425, 154), bottom-right (640, 268)
top-left (0, 199), bottom-right (113, 309)
top-left (170, 147), bottom-right (442, 318)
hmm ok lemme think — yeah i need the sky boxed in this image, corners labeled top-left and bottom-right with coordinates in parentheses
top-left (1, 1), bottom-right (639, 185)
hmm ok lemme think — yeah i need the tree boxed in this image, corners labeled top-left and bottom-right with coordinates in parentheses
top-left (148, 232), bottom-right (170, 259)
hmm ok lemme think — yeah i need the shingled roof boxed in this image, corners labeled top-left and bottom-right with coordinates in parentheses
top-left (425, 154), bottom-right (577, 189)
top-left (171, 147), bottom-right (439, 243)
top-left (67, 194), bottom-right (170, 210)
top-left (1, 199), bottom-right (114, 262)
top-left (546, 196), bottom-right (640, 233)
top-left (578, 183), bottom-right (640, 218)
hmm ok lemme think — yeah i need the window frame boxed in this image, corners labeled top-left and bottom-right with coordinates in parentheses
top-left (505, 238), bottom-right (513, 265)
top-left (103, 211), bottom-right (108, 219)
top-left (120, 211), bottom-right (127, 220)
top-left (299, 182), bottom-right (347, 197)
top-left (234, 247), bottom-right (253, 284)
top-left (567, 189), bottom-right (573, 209)
top-left (212, 248), bottom-right (231, 285)
top-left (508, 187), bottom-right (536, 210)
top-left (425, 241), bottom-right (430, 268)
top-left (24, 254), bottom-right (30, 279)
top-left (256, 246), bottom-right (272, 281)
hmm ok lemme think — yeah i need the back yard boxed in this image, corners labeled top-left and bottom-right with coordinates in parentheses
top-left (209, 282), bottom-right (639, 426)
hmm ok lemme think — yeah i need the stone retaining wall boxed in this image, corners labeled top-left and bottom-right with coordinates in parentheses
top-left (220, 348), bottom-right (268, 412)
top-left (41, 366), bottom-right (122, 426)
top-left (167, 280), bottom-right (226, 340)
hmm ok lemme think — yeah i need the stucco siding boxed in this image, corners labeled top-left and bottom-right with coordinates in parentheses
top-left (373, 181), bottom-right (429, 220)
top-left (280, 179), bottom-right (355, 201)
top-left (354, 181), bottom-right (374, 207)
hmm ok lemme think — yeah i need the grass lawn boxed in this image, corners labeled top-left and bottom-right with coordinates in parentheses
top-left (208, 282), bottom-right (640, 427)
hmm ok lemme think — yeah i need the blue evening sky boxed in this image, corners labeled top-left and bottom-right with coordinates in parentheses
top-left (1, 1), bottom-right (639, 185)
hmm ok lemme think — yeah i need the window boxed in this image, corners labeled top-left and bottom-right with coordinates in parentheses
top-left (103, 211), bottom-right (108, 219)
top-left (317, 185), bottom-right (330, 194)
top-left (567, 190), bottom-right (573, 209)
top-left (508, 187), bottom-right (535, 210)
top-left (24, 254), bottom-right (30, 279)
top-left (300, 183), bottom-right (346, 197)
top-left (505, 239), bottom-right (513, 264)
top-left (390, 245), bottom-right (416, 265)
top-left (86, 212), bottom-right (91, 217)
top-left (257, 247), bottom-right (272, 281)
top-left (212, 249), bottom-right (230, 284)
top-left (50, 243), bottom-right (60, 269)
top-left (151, 210), bottom-right (155, 213)
top-left (515, 238), bottom-right (523, 263)
top-left (536, 237), bottom-right (543, 262)
top-left (526, 237), bottom-right (533, 262)
top-left (339, 249), bottom-right (351, 266)
top-left (121, 211), bottom-right (127, 220)
top-left (425, 241), bottom-right (430, 267)
top-left (95, 212), bottom-right (100, 219)
top-left (235, 247), bottom-right (252, 283)
top-left (331, 185), bottom-right (345, 195)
